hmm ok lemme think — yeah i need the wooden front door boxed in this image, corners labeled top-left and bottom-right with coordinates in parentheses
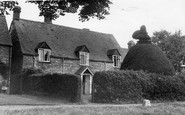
top-left (83, 75), bottom-right (91, 94)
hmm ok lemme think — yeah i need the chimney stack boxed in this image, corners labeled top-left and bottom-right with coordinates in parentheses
top-left (13, 6), bottom-right (21, 21)
top-left (44, 12), bottom-right (52, 24)
top-left (128, 40), bottom-right (135, 50)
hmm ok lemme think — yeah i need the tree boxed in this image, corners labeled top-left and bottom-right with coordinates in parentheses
top-left (0, 1), bottom-right (18, 15)
top-left (27, 0), bottom-right (112, 21)
top-left (151, 30), bottom-right (185, 72)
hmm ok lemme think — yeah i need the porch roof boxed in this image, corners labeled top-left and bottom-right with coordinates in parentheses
top-left (75, 66), bottom-right (93, 75)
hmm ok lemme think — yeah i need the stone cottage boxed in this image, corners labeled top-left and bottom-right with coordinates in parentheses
top-left (9, 6), bottom-right (128, 94)
top-left (0, 15), bottom-right (12, 93)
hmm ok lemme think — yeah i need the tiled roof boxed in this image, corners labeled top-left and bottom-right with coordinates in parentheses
top-left (13, 19), bottom-right (123, 62)
top-left (107, 49), bottom-right (121, 56)
top-left (120, 48), bottom-right (128, 62)
top-left (0, 15), bottom-right (12, 46)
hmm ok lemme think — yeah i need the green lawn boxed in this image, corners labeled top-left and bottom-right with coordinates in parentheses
top-left (0, 94), bottom-right (70, 105)
top-left (0, 94), bottom-right (185, 115)
top-left (1, 102), bottom-right (185, 115)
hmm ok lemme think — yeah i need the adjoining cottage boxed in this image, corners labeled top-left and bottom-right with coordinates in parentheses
top-left (0, 15), bottom-right (12, 93)
top-left (9, 6), bottom-right (128, 94)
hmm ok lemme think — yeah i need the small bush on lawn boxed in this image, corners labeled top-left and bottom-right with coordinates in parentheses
top-left (93, 70), bottom-right (185, 103)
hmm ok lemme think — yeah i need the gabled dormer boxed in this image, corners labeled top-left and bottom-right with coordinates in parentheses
top-left (75, 45), bottom-right (90, 66)
top-left (107, 49), bottom-right (121, 68)
top-left (35, 41), bottom-right (51, 63)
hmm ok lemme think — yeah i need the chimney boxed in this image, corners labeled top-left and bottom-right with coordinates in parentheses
top-left (13, 6), bottom-right (21, 21)
top-left (44, 12), bottom-right (52, 24)
top-left (128, 40), bottom-right (135, 50)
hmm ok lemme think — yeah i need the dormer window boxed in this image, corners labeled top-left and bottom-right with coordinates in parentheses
top-left (35, 41), bottom-right (51, 63)
top-left (80, 52), bottom-right (89, 65)
top-left (107, 49), bottom-right (121, 68)
top-left (113, 55), bottom-right (121, 68)
top-left (38, 48), bottom-right (51, 62)
top-left (75, 45), bottom-right (90, 66)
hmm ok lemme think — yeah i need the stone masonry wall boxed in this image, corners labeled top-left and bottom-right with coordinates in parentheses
top-left (89, 61), bottom-right (114, 72)
top-left (22, 55), bottom-right (116, 74)
top-left (23, 55), bottom-right (80, 74)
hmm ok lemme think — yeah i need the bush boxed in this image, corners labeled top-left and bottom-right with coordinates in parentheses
top-left (93, 70), bottom-right (143, 103)
top-left (93, 70), bottom-right (185, 103)
top-left (21, 68), bottom-right (81, 102)
top-left (21, 67), bottom-right (44, 93)
top-left (149, 74), bottom-right (185, 101)
top-left (0, 61), bottom-right (10, 80)
top-left (121, 44), bottom-right (175, 75)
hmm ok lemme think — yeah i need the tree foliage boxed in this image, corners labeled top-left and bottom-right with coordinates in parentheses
top-left (0, 1), bottom-right (18, 15)
top-left (0, 59), bottom-right (10, 79)
top-left (152, 30), bottom-right (185, 72)
top-left (27, 0), bottom-right (112, 21)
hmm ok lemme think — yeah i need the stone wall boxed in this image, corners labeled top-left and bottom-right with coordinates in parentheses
top-left (89, 61), bottom-right (114, 72)
top-left (23, 55), bottom-right (80, 74)
top-left (22, 55), bottom-right (116, 74)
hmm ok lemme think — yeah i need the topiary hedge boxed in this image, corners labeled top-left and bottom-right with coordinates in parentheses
top-left (93, 70), bottom-right (144, 103)
top-left (121, 44), bottom-right (175, 75)
top-left (21, 68), bottom-right (82, 102)
top-left (92, 70), bottom-right (185, 103)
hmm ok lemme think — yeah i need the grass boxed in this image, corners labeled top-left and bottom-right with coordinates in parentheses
top-left (0, 93), bottom-right (71, 105)
top-left (1, 102), bottom-right (185, 115)
top-left (0, 94), bottom-right (185, 114)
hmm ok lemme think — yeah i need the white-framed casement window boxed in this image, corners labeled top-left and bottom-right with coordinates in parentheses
top-left (113, 55), bottom-right (120, 68)
top-left (80, 52), bottom-right (89, 65)
top-left (38, 48), bottom-right (51, 62)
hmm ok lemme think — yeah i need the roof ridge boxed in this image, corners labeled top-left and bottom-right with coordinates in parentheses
top-left (18, 18), bottom-right (113, 36)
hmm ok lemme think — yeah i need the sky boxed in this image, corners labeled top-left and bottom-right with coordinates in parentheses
top-left (4, 0), bottom-right (185, 48)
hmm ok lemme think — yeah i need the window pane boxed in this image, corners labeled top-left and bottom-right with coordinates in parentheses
top-left (80, 52), bottom-right (89, 65)
top-left (44, 49), bottom-right (51, 62)
top-left (114, 56), bottom-right (117, 67)
top-left (113, 56), bottom-right (120, 67)
top-left (38, 49), bottom-right (44, 61)
top-left (86, 53), bottom-right (89, 65)
top-left (81, 54), bottom-right (85, 64)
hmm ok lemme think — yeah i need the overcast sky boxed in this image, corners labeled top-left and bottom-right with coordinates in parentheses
top-left (5, 0), bottom-right (185, 48)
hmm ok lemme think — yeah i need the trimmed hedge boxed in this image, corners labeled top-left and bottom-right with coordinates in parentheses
top-left (121, 44), bottom-right (175, 75)
top-left (93, 70), bottom-right (185, 103)
top-left (21, 68), bottom-right (81, 102)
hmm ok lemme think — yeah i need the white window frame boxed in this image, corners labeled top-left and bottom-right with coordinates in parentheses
top-left (38, 48), bottom-right (51, 62)
top-left (113, 55), bottom-right (121, 68)
top-left (80, 52), bottom-right (89, 66)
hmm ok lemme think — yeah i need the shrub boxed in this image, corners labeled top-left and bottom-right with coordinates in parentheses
top-left (149, 74), bottom-right (185, 101)
top-left (93, 70), bottom-right (143, 103)
top-left (0, 61), bottom-right (10, 79)
top-left (21, 67), bottom-right (44, 93)
top-left (93, 70), bottom-right (185, 103)
top-left (29, 73), bottom-right (81, 102)
top-left (21, 68), bottom-right (81, 102)
top-left (121, 44), bottom-right (175, 75)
